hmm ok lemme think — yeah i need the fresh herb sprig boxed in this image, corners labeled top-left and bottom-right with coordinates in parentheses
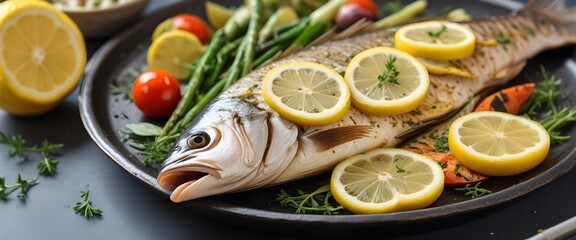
top-left (74, 185), bottom-right (103, 219)
top-left (378, 56), bottom-right (400, 86)
top-left (454, 182), bottom-right (491, 198)
top-left (0, 131), bottom-right (62, 176)
top-left (0, 175), bottom-right (39, 201)
top-left (523, 65), bottom-right (563, 118)
top-left (432, 135), bottom-right (449, 152)
top-left (276, 185), bottom-right (343, 215)
top-left (540, 107), bottom-right (576, 144)
top-left (522, 65), bottom-right (576, 144)
top-left (428, 24), bottom-right (448, 38)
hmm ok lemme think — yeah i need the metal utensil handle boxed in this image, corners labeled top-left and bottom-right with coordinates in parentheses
top-left (527, 215), bottom-right (576, 240)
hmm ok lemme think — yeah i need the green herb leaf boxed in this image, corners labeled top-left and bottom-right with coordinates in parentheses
top-left (0, 132), bottom-right (27, 160)
top-left (0, 178), bottom-right (7, 201)
top-left (427, 24), bottom-right (447, 38)
top-left (275, 185), bottom-right (343, 215)
top-left (523, 65), bottom-right (563, 117)
top-left (395, 165), bottom-right (406, 173)
top-left (37, 154), bottom-right (59, 176)
top-left (454, 182), bottom-right (491, 198)
top-left (126, 122), bottom-right (163, 137)
top-left (432, 135), bottom-right (449, 152)
top-left (74, 185), bottom-right (103, 219)
top-left (0, 175), bottom-right (38, 201)
top-left (495, 33), bottom-right (511, 44)
top-left (16, 175), bottom-right (38, 199)
top-left (378, 56), bottom-right (400, 86)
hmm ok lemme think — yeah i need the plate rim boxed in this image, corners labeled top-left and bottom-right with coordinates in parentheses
top-left (78, 0), bottom-right (576, 226)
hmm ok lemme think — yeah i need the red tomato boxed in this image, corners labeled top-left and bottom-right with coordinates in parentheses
top-left (335, 0), bottom-right (378, 29)
top-left (348, 0), bottom-right (378, 16)
top-left (171, 14), bottom-right (213, 44)
top-left (132, 69), bottom-right (181, 118)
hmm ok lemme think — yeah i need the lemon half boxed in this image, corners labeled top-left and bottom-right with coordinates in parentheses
top-left (0, 0), bottom-right (86, 116)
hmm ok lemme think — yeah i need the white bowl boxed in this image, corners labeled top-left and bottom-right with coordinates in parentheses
top-left (56, 0), bottom-right (149, 38)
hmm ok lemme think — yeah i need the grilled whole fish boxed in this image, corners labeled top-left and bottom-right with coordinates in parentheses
top-left (157, 0), bottom-right (576, 202)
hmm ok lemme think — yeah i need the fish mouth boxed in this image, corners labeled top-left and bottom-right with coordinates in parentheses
top-left (157, 168), bottom-right (209, 191)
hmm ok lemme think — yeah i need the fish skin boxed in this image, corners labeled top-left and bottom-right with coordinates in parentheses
top-left (157, 0), bottom-right (576, 202)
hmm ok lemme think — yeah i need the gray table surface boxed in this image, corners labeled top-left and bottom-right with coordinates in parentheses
top-left (2, 0), bottom-right (576, 239)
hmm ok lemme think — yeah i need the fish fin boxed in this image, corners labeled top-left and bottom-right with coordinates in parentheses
top-left (483, 61), bottom-right (528, 91)
top-left (304, 125), bottom-right (372, 152)
top-left (523, 0), bottom-right (576, 24)
top-left (396, 96), bottom-right (480, 140)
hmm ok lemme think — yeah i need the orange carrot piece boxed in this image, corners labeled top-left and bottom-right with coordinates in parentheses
top-left (474, 83), bottom-right (536, 114)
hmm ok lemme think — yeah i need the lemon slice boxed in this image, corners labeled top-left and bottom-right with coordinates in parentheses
top-left (205, 1), bottom-right (235, 29)
top-left (261, 62), bottom-right (351, 126)
top-left (147, 30), bottom-right (204, 80)
top-left (417, 57), bottom-right (473, 78)
top-left (395, 21), bottom-right (476, 60)
top-left (0, 0), bottom-right (86, 116)
top-left (448, 111), bottom-right (550, 176)
top-left (344, 47), bottom-right (429, 115)
top-left (331, 148), bottom-right (444, 214)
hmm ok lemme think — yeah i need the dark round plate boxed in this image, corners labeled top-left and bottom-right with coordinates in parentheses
top-left (78, 0), bottom-right (576, 234)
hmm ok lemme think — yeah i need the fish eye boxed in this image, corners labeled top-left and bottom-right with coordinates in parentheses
top-left (187, 131), bottom-right (211, 149)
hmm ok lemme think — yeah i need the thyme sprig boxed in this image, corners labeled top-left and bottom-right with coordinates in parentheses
top-left (455, 182), bottom-right (491, 198)
top-left (523, 65), bottom-right (563, 118)
top-left (276, 184), bottom-right (343, 215)
top-left (0, 175), bottom-right (39, 201)
top-left (0, 131), bottom-right (62, 176)
top-left (378, 56), bottom-right (400, 86)
top-left (522, 65), bottom-right (576, 144)
top-left (540, 107), bottom-right (576, 144)
top-left (74, 185), bottom-right (103, 219)
top-left (428, 24), bottom-right (448, 38)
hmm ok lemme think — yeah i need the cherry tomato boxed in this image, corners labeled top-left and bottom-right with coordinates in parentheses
top-left (335, 0), bottom-right (378, 29)
top-left (132, 69), bottom-right (182, 118)
top-left (348, 0), bottom-right (378, 16)
top-left (171, 14), bottom-right (213, 44)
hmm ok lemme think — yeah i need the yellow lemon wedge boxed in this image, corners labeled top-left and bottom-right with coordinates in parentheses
top-left (344, 47), bottom-right (429, 115)
top-left (147, 30), bottom-right (204, 80)
top-left (205, 1), bottom-right (235, 29)
top-left (0, 0), bottom-right (86, 116)
top-left (395, 21), bottom-right (476, 60)
top-left (261, 61), bottom-right (351, 126)
top-left (331, 148), bottom-right (445, 214)
top-left (417, 57), bottom-right (473, 78)
top-left (448, 111), bottom-right (550, 176)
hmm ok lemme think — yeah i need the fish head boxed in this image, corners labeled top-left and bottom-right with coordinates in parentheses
top-left (157, 97), bottom-right (274, 202)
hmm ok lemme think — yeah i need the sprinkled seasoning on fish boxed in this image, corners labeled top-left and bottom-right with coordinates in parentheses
top-left (157, 0), bottom-right (576, 202)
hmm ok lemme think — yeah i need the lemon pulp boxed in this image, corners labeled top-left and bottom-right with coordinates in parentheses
top-left (331, 148), bottom-right (444, 214)
top-left (448, 111), bottom-right (550, 176)
top-left (345, 47), bottom-right (429, 115)
top-left (147, 30), bottom-right (204, 80)
top-left (395, 21), bottom-right (476, 60)
top-left (0, 0), bottom-right (86, 116)
top-left (262, 62), bottom-right (350, 126)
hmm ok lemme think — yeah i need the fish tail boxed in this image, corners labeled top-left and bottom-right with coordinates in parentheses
top-left (522, 0), bottom-right (576, 24)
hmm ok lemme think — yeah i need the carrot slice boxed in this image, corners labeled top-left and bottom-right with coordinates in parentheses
top-left (474, 83), bottom-right (536, 114)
